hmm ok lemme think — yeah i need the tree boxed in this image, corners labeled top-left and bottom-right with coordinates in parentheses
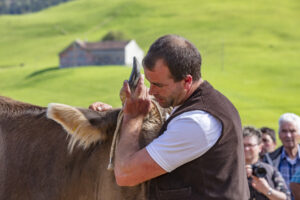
top-left (101, 31), bottom-right (128, 41)
top-left (0, 0), bottom-right (73, 14)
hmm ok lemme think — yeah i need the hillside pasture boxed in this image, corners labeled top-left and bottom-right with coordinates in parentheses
top-left (0, 0), bottom-right (299, 134)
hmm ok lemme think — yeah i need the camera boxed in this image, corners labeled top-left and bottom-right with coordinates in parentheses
top-left (252, 163), bottom-right (267, 178)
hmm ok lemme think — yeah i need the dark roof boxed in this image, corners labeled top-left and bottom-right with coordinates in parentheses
top-left (75, 40), bottom-right (130, 50)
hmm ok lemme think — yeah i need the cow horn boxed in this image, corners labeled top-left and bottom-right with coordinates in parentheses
top-left (128, 56), bottom-right (141, 91)
top-left (120, 57), bottom-right (141, 104)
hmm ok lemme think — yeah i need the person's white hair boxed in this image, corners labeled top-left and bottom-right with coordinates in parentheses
top-left (278, 113), bottom-right (300, 135)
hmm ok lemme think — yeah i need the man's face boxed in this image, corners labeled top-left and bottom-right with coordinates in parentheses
top-left (279, 121), bottom-right (300, 150)
top-left (261, 134), bottom-right (276, 154)
top-left (144, 59), bottom-right (186, 108)
top-left (243, 136), bottom-right (262, 164)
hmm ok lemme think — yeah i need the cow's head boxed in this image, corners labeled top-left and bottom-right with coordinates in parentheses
top-left (47, 57), bottom-right (172, 152)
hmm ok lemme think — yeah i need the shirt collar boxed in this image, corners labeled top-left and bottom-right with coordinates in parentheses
top-left (170, 105), bottom-right (180, 115)
top-left (281, 145), bottom-right (300, 161)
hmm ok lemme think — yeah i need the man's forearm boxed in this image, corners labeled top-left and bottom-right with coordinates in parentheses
top-left (113, 75), bottom-right (164, 186)
top-left (114, 114), bottom-right (144, 185)
top-left (265, 189), bottom-right (287, 200)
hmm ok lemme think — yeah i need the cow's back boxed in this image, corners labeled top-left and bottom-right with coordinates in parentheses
top-left (0, 96), bottom-right (147, 200)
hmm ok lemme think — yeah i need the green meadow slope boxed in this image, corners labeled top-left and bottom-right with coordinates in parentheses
top-left (0, 0), bottom-right (299, 132)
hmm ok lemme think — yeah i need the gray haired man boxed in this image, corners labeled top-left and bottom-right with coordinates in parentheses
top-left (263, 113), bottom-right (300, 199)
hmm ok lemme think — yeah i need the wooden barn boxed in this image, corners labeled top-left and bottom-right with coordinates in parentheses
top-left (59, 39), bottom-right (144, 68)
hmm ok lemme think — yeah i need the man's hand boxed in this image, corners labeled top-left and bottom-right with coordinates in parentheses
top-left (89, 102), bottom-right (112, 112)
top-left (122, 75), bottom-right (151, 118)
top-left (251, 176), bottom-right (271, 195)
top-left (114, 75), bottom-right (165, 186)
top-left (246, 165), bottom-right (270, 195)
top-left (245, 165), bottom-right (252, 178)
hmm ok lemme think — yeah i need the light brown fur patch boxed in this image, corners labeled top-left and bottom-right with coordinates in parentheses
top-left (47, 103), bottom-right (105, 152)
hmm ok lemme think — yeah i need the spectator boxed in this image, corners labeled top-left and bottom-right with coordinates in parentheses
top-left (263, 113), bottom-right (300, 199)
top-left (260, 127), bottom-right (277, 158)
top-left (243, 126), bottom-right (290, 200)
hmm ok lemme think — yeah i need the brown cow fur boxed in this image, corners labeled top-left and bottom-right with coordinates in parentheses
top-left (0, 95), bottom-right (171, 200)
top-left (47, 103), bottom-right (110, 151)
top-left (47, 100), bottom-right (170, 152)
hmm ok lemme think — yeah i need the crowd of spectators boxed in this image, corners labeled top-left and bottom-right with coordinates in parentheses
top-left (244, 112), bottom-right (300, 200)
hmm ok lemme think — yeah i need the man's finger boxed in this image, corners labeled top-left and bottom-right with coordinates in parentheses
top-left (89, 102), bottom-right (112, 111)
top-left (135, 75), bottom-right (147, 98)
top-left (88, 105), bottom-right (96, 110)
top-left (123, 80), bottom-right (132, 99)
top-left (97, 104), bottom-right (112, 111)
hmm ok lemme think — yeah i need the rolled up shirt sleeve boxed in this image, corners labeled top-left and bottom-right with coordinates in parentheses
top-left (146, 110), bottom-right (222, 172)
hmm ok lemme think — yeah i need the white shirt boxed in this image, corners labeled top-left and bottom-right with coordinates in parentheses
top-left (146, 110), bottom-right (222, 172)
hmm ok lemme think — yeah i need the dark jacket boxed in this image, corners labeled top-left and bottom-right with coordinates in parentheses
top-left (263, 145), bottom-right (300, 169)
top-left (263, 146), bottom-right (285, 169)
top-left (148, 81), bottom-right (249, 200)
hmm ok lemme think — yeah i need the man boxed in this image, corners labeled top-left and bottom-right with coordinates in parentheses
top-left (243, 126), bottom-right (289, 200)
top-left (263, 113), bottom-right (300, 198)
top-left (260, 127), bottom-right (277, 158)
top-left (91, 35), bottom-right (249, 199)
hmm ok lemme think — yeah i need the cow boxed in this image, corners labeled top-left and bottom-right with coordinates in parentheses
top-left (0, 60), bottom-right (172, 200)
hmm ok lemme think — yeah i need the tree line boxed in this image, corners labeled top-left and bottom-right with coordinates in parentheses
top-left (0, 0), bottom-right (73, 14)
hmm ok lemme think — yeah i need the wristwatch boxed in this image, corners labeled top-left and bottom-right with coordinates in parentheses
top-left (267, 188), bottom-right (272, 196)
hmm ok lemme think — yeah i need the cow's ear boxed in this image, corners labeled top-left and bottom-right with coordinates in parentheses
top-left (47, 103), bottom-right (106, 152)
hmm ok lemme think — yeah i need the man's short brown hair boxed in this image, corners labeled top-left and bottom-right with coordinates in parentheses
top-left (260, 127), bottom-right (276, 144)
top-left (243, 126), bottom-right (262, 144)
top-left (143, 34), bottom-right (202, 82)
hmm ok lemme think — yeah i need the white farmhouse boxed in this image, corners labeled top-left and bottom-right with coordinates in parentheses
top-left (59, 39), bottom-right (144, 68)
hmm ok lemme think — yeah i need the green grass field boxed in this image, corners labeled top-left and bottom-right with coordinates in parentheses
top-left (0, 0), bottom-right (299, 137)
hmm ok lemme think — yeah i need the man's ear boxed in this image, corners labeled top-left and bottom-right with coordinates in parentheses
top-left (183, 75), bottom-right (193, 90)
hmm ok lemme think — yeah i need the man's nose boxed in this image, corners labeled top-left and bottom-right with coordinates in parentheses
top-left (285, 131), bottom-right (293, 138)
top-left (244, 146), bottom-right (250, 150)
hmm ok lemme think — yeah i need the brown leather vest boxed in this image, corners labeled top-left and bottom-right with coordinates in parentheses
top-left (148, 81), bottom-right (249, 200)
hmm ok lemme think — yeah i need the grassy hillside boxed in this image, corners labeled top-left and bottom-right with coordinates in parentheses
top-left (0, 0), bottom-right (299, 133)
top-left (0, 65), bottom-right (131, 107)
